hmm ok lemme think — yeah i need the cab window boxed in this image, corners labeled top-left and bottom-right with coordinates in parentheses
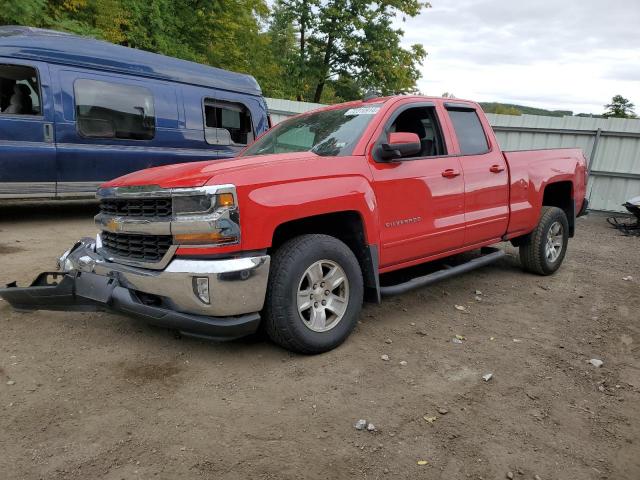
top-left (389, 106), bottom-right (447, 157)
top-left (74, 79), bottom-right (156, 140)
top-left (0, 64), bottom-right (41, 116)
top-left (446, 108), bottom-right (489, 155)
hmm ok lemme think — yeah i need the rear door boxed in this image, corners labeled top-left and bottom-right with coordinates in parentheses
top-left (0, 59), bottom-right (56, 198)
top-left (443, 103), bottom-right (509, 246)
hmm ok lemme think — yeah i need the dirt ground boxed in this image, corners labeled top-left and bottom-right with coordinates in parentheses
top-left (0, 202), bottom-right (638, 480)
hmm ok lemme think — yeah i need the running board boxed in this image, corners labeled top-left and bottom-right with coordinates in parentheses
top-left (379, 247), bottom-right (506, 297)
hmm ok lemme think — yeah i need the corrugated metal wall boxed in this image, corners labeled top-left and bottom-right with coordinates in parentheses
top-left (265, 98), bottom-right (640, 212)
top-left (266, 98), bottom-right (325, 125)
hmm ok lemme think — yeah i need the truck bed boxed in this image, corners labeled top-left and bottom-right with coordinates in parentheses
top-left (503, 148), bottom-right (588, 238)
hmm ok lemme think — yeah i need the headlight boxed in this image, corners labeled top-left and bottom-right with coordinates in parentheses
top-left (172, 186), bottom-right (240, 246)
top-left (173, 192), bottom-right (236, 216)
top-left (172, 195), bottom-right (214, 215)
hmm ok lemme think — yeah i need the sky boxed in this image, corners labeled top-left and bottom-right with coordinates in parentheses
top-left (394, 0), bottom-right (640, 114)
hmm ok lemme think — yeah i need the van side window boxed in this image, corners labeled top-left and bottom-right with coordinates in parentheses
top-left (446, 108), bottom-right (489, 155)
top-left (74, 79), bottom-right (155, 140)
top-left (389, 106), bottom-right (447, 157)
top-left (204, 99), bottom-right (253, 146)
top-left (0, 64), bottom-right (41, 115)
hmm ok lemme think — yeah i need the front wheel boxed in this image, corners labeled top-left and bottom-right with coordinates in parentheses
top-left (519, 206), bottom-right (569, 275)
top-left (263, 234), bottom-right (363, 354)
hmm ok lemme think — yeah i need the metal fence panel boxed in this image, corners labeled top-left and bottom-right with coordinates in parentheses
top-left (266, 98), bottom-right (640, 212)
top-left (266, 98), bottom-right (324, 125)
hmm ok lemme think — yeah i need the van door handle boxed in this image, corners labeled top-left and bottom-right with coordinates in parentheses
top-left (489, 164), bottom-right (505, 173)
top-left (43, 123), bottom-right (54, 143)
top-left (441, 169), bottom-right (460, 178)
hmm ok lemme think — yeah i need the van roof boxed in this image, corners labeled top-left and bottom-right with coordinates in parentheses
top-left (0, 26), bottom-right (262, 96)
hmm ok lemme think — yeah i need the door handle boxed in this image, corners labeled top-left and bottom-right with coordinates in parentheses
top-left (43, 123), bottom-right (54, 143)
top-left (442, 168), bottom-right (460, 178)
top-left (489, 164), bottom-right (505, 173)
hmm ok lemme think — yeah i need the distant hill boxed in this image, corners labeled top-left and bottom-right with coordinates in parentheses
top-left (575, 113), bottom-right (605, 118)
top-left (479, 102), bottom-right (573, 117)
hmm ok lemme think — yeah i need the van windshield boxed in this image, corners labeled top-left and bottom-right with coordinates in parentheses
top-left (242, 105), bottom-right (382, 157)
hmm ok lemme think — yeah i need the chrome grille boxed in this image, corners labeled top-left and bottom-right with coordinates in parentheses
top-left (101, 232), bottom-right (172, 262)
top-left (99, 198), bottom-right (172, 218)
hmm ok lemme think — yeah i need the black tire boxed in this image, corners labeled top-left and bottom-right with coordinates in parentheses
top-left (263, 234), bottom-right (363, 354)
top-left (519, 206), bottom-right (569, 275)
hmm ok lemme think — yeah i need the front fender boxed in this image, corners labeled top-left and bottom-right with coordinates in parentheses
top-left (240, 175), bottom-right (379, 250)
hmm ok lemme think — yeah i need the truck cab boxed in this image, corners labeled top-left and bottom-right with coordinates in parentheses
top-left (0, 95), bottom-right (588, 354)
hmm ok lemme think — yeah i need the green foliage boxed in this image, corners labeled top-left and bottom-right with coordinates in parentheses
top-left (575, 113), bottom-right (604, 118)
top-left (0, 0), bottom-right (429, 103)
top-left (491, 105), bottom-right (522, 116)
top-left (0, 0), bottom-right (48, 26)
top-left (603, 95), bottom-right (636, 119)
top-left (480, 103), bottom-right (522, 116)
top-left (271, 0), bottom-right (429, 102)
top-left (480, 102), bottom-right (572, 117)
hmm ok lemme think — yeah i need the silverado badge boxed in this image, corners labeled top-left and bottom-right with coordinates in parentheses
top-left (385, 216), bottom-right (422, 228)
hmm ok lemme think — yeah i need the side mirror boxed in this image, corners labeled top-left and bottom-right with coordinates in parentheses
top-left (379, 132), bottom-right (421, 161)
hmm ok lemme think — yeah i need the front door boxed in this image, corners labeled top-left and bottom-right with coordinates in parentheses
top-left (369, 104), bottom-right (465, 269)
top-left (0, 59), bottom-right (56, 198)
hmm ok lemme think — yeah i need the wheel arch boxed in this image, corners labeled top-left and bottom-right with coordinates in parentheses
top-left (270, 211), bottom-right (380, 303)
top-left (542, 180), bottom-right (575, 237)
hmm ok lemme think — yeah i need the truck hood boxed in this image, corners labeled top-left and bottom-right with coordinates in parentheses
top-left (101, 152), bottom-right (319, 189)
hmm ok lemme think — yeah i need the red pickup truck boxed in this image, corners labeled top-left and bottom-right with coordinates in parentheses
top-left (1, 95), bottom-right (588, 353)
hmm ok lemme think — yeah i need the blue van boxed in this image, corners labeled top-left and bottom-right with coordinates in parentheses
top-left (0, 26), bottom-right (269, 199)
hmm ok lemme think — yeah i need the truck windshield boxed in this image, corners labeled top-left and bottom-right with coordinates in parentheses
top-left (242, 105), bottom-right (381, 157)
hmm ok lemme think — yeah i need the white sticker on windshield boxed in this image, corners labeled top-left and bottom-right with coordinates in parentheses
top-left (344, 106), bottom-right (381, 116)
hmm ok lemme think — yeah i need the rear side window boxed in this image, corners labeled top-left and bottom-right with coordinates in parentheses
top-left (0, 64), bottom-right (41, 115)
top-left (74, 79), bottom-right (155, 140)
top-left (447, 108), bottom-right (489, 155)
top-left (204, 99), bottom-right (253, 146)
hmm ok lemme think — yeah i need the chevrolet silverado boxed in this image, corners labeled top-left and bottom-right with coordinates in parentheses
top-left (0, 95), bottom-right (589, 353)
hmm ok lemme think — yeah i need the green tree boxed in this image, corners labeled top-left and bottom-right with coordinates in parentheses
top-left (603, 95), bottom-right (636, 118)
top-left (493, 105), bottom-right (521, 115)
top-left (272, 0), bottom-right (429, 103)
top-left (0, 0), bottom-right (48, 26)
top-left (0, 1), bottom-right (276, 78)
top-left (263, 3), bottom-right (302, 99)
top-left (483, 104), bottom-right (522, 116)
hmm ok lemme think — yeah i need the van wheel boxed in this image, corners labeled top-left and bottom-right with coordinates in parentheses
top-left (264, 234), bottom-right (363, 354)
top-left (519, 206), bottom-right (569, 275)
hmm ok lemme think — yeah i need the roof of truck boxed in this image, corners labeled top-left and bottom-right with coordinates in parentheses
top-left (0, 26), bottom-right (262, 96)
top-left (284, 95), bottom-right (479, 119)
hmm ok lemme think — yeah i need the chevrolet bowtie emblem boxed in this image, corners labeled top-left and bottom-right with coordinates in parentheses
top-left (106, 217), bottom-right (120, 232)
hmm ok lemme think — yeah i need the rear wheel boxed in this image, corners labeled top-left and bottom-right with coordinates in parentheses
top-left (264, 234), bottom-right (363, 354)
top-left (519, 206), bottom-right (569, 275)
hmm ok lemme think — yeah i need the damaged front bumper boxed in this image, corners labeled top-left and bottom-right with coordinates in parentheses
top-left (0, 238), bottom-right (270, 340)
